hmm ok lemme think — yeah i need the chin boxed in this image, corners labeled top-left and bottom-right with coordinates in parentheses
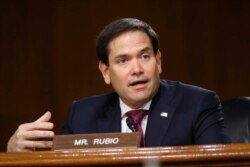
top-left (133, 96), bottom-right (150, 104)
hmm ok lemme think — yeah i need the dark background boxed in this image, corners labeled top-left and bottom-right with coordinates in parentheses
top-left (0, 0), bottom-right (249, 151)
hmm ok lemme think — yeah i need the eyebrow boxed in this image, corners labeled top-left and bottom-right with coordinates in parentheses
top-left (114, 54), bottom-right (127, 60)
top-left (113, 46), bottom-right (153, 59)
top-left (140, 47), bottom-right (152, 53)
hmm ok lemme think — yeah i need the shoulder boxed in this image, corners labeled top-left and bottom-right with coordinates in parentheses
top-left (159, 79), bottom-right (221, 106)
top-left (71, 92), bottom-right (119, 109)
top-left (161, 79), bottom-right (218, 97)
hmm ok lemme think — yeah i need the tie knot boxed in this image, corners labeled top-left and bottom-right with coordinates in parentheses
top-left (126, 109), bottom-right (148, 125)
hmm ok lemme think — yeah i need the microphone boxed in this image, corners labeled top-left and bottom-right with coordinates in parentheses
top-left (126, 117), bottom-right (136, 132)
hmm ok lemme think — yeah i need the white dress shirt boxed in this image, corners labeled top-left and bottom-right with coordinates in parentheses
top-left (120, 98), bottom-right (151, 135)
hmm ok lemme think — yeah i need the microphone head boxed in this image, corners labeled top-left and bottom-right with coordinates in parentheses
top-left (126, 117), bottom-right (136, 132)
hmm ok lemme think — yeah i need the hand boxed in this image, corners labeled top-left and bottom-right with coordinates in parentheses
top-left (7, 111), bottom-right (55, 152)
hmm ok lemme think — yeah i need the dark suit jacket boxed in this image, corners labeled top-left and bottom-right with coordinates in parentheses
top-left (61, 80), bottom-right (231, 146)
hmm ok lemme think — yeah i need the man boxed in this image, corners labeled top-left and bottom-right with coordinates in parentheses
top-left (7, 18), bottom-right (231, 152)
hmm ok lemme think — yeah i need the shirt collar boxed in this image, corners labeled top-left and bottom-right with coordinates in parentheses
top-left (119, 98), bottom-right (152, 118)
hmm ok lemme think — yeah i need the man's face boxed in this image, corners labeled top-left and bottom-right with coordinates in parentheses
top-left (99, 31), bottom-right (162, 108)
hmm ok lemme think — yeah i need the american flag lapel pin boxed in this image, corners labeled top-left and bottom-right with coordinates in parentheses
top-left (160, 112), bottom-right (168, 118)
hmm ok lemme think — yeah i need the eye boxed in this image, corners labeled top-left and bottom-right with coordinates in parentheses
top-left (141, 54), bottom-right (151, 60)
top-left (117, 58), bottom-right (128, 64)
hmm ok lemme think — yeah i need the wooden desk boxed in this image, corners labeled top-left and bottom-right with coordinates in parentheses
top-left (1, 144), bottom-right (250, 166)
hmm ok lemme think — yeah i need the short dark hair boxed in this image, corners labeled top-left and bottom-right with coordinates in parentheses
top-left (96, 18), bottom-right (159, 65)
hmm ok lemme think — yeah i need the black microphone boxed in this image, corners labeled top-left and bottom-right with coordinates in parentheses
top-left (126, 117), bottom-right (136, 132)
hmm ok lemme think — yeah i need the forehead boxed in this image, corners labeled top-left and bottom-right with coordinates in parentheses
top-left (108, 31), bottom-right (152, 55)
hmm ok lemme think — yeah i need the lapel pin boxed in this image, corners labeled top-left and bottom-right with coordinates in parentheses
top-left (160, 112), bottom-right (168, 118)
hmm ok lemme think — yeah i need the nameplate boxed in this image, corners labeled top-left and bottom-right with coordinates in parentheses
top-left (52, 132), bottom-right (141, 151)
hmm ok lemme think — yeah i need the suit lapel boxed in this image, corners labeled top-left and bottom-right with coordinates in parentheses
top-left (97, 97), bottom-right (121, 133)
top-left (145, 81), bottom-right (178, 146)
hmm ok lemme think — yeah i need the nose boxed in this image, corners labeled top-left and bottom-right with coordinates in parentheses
top-left (131, 59), bottom-right (143, 76)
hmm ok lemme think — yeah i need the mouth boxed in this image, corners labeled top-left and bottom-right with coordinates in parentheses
top-left (129, 79), bottom-right (148, 87)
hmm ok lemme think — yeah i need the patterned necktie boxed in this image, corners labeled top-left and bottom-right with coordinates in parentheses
top-left (126, 109), bottom-right (148, 147)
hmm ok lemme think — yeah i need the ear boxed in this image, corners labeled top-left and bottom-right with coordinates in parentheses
top-left (155, 50), bottom-right (162, 74)
top-left (98, 61), bottom-right (111, 85)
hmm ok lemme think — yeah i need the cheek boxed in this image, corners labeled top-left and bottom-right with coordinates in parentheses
top-left (147, 64), bottom-right (160, 77)
top-left (109, 71), bottom-right (126, 84)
